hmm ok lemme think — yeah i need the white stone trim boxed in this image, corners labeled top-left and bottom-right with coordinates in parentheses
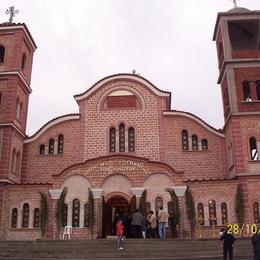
top-left (163, 111), bottom-right (225, 138)
top-left (131, 187), bottom-right (145, 198)
top-left (0, 178), bottom-right (15, 184)
top-left (24, 115), bottom-right (80, 143)
top-left (0, 25), bottom-right (36, 50)
top-left (49, 189), bottom-right (63, 200)
top-left (0, 71), bottom-right (32, 92)
top-left (91, 189), bottom-right (103, 199)
top-left (172, 186), bottom-right (187, 197)
top-left (75, 75), bottom-right (170, 101)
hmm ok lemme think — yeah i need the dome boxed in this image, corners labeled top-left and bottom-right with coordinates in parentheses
top-left (227, 7), bottom-right (250, 13)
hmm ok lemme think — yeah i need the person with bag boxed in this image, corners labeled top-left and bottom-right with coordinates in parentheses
top-left (220, 226), bottom-right (235, 260)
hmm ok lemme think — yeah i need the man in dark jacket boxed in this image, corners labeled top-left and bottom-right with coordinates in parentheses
top-left (252, 232), bottom-right (260, 260)
top-left (220, 227), bottom-right (236, 260)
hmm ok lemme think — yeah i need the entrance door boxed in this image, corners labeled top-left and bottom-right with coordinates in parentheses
top-left (103, 196), bottom-right (129, 236)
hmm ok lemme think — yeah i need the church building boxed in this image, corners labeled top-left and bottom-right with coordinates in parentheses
top-left (0, 5), bottom-right (260, 240)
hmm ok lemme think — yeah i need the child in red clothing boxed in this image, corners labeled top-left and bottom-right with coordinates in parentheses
top-left (116, 220), bottom-right (124, 249)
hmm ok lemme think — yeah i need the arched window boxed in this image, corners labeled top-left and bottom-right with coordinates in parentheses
top-left (249, 137), bottom-right (258, 160)
top-left (197, 203), bottom-right (205, 225)
top-left (253, 202), bottom-right (260, 224)
top-left (221, 202), bottom-right (228, 225)
top-left (11, 148), bottom-right (16, 173)
top-left (0, 92), bottom-right (2, 110)
top-left (155, 196), bottom-right (163, 217)
top-left (84, 203), bottom-right (89, 227)
top-left (119, 123), bottom-right (125, 152)
top-left (109, 127), bottom-right (116, 152)
top-left (16, 99), bottom-right (21, 120)
top-left (202, 139), bottom-right (208, 150)
top-left (11, 208), bottom-right (18, 228)
top-left (58, 134), bottom-right (64, 154)
top-left (22, 203), bottom-right (30, 228)
top-left (256, 81), bottom-right (260, 100)
top-left (72, 199), bottom-right (80, 227)
top-left (242, 80), bottom-right (251, 101)
top-left (218, 42), bottom-right (224, 63)
top-left (39, 144), bottom-right (45, 155)
top-left (208, 200), bottom-right (217, 225)
top-left (48, 139), bottom-right (54, 154)
top-left (182, 130), bottom-right (189, 150)
top-left (62, 204), bottom-right (68, 227)
top-left (16, 151), bottom-right (20, 174)
top-left (0, 45), bottom-right (5, 63)
top-left (192, 135), bottom-right (198, 150)
top-left (21, 53), bottom-right (26, 69)
top-left (168, 201), bottom-right (174, 226)
top-left (33, 208), bottom-right (40, 228)
top-left (128, 127), bottom-right (135, 152)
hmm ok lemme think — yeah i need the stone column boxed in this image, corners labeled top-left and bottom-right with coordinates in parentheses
top-left (172, 186), bottom-right (187, 238)
top-left (49, 189), bottom-right (63, 239)
top-left (131, 187), bottom-right (145, 209)
top-left (91, 189), bottom-right (103, 238)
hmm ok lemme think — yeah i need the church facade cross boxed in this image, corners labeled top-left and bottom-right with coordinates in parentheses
top-left (231, 0), bottom-right (240, 8)
top-left (5, 6), bottom-right (19, 23)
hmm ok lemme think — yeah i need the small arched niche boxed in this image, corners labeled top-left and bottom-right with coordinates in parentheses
top-left (102, 89), bottom-right (142, 110)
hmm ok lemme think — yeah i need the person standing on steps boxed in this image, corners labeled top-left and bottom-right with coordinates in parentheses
top-left (220, 226), bottom-right (235, 260)
top-left (131, 209), bottom-right (144, 238)
top-left (116, 220), bottom-right (124, 250)
top-left (158, 207), bottom-right (168, 239)
top-left (252, 228), bottom-right (260, 260)
top-left (148, 210), bottom-right (157, 238)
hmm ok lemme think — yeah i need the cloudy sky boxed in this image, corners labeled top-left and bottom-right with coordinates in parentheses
top-left (1, 0), bottom-right (259, 135)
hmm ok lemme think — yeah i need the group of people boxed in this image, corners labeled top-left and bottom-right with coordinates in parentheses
top-left (114, 207), bottom-right (168, 249)
top-left (219, 226), bottom-right (260, 260)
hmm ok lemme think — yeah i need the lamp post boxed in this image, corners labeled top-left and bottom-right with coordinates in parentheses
top-left (197, 217), bottom-right (203, 239)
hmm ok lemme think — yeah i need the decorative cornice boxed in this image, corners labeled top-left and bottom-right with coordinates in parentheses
top-left (24, 114), bottom-right (80, 143)
top-left (74, 74), bottom-right (171, 104)
top-left (91, 188), bottom-right (104, 199)
top-left (0, 179), bottom-right (15, 184)
top-left (0, 71), bottom-right (32, 92)
top-left (172, 186), bottom-right (187, 197)
top-left (0, 123), bottom-right (26, 137)
top-left (0, 23), bottom-right (37, 50)
top-left (163, 110), bottom-right (225, 138)
top-left (131, 187), bottom-right (145, 198)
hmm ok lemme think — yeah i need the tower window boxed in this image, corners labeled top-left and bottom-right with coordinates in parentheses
top-left (242, 80), bottom-right (251, 102)
top-left (16, 99), bottom-right (22, 120)
top-left (109, 127), bottom-right (116, 152)
top-left (21, 53), bottom-right (26, 69)
top-left (128, 127), bottom-right (135, 152)
top-left (58, 134), bottom-right (64, 154)
top-left (0, 45), bottom-right (5, 63)
top-left (16, 151), bottom-right (20, 174)
top-left (202, 139), bottom-right (208, 150)
top-left (119, 123), bottom-right (125, 152)
top-left (33, 208), bottom-right (40, 228)
top-left (39, 144), bottom-right (45, 155)
top-left (11, 148), bottom-right (16, 173)
top-left (192, 135), bottom-right (198, 150)
top-left (72, 199), bottom-right (80, 227)
top-left (11, 208), bottom-right (18, 228)
top-left (48, 139), bottom-right (55, 154)
top-left (253, 202), bottom-right (260, 224)
top-left (22, 203), bottom-right (30, 228)
top-left (249, 137), bottom-right (258, 160)
top-left (256, 81), bottom-right (260, 100)
top-left (221, 202), bottom-right (228, 225)
top-left (197, 203), bottom-right (205, 225)
top-left (182, 130), bottom-right (189, 150)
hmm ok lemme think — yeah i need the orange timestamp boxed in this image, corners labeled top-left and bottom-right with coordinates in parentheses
top-left (227, 223), bottom-right (260, 235)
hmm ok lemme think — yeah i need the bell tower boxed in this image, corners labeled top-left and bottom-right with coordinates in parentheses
top-left (213, 6), bottom-right (260, 177)
top-left (0, 9), bottom-right (37, 183)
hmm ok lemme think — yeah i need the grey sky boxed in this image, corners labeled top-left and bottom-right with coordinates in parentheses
top-left (1, 0), bottom-right (259, 136)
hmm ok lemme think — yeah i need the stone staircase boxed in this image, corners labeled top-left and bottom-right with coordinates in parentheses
top-left (0, 238), bottom-right (254, 260)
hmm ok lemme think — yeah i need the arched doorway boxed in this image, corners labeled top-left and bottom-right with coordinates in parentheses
top-left (102, 195), bottom-right (130, 237)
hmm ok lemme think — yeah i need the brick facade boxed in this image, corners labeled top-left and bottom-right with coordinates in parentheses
top-left (0, 9), bottom-right (260, 240)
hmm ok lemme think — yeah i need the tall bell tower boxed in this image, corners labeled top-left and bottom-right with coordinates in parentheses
top-left (0, 8), bottom-right (37, 183)
top-left (213, 6), bottom-right (260, 177)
